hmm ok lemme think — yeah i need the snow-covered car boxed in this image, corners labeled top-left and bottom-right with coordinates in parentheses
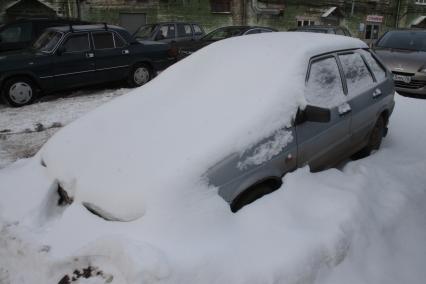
top-left (29, 32), bottom-right (395, 223)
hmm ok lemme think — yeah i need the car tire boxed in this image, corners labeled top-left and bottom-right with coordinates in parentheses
top-left (352, 116), bottom-right (385, 159)
top-left (1, 77), bottom-right (37, 107)
top-left (128, 64), bottom-right (152, 87)
top-left (230, 181), bottom-right (280, 213)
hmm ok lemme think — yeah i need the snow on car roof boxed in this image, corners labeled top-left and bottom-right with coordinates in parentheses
top-left (40, 32), bottom-right (367, 221)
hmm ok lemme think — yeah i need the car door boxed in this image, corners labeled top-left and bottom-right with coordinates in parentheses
top-left (338, 50), bottom-right (389, 150)
top-left (296, 55), bottom-right (352, 171)
top-left (52, 32), bottom-right (95, 90)
top-left (91, 31), bottom-right (132, 83)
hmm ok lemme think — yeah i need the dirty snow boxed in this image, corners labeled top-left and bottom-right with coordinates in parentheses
top-left (0, 88), bottom-right (129, 168)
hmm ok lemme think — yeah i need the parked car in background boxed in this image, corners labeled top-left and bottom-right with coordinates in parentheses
top-left (0, 24), bottom-right (177, 107)
top-left (133, 22), bottom-right (205, 45)
top-left (178, 25), bottom-right (276, 58)
top-left (289, 25), bottom-right (351, 37)
top-left (373, 29), bottom-right (426, 97)
top-left (0, 18), bottom-right (87, 53)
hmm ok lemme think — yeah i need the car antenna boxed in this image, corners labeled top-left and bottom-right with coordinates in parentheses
top-left (103, 23), bottom-right (108, 31)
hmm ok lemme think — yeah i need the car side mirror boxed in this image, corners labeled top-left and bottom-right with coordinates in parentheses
top-left (57, 45), bottom-right (66, 55)
top-left (296, 105), bottom-right (331, 124)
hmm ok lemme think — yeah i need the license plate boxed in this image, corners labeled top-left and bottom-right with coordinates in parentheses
top-left (393, 74), bottom-right (412, 84)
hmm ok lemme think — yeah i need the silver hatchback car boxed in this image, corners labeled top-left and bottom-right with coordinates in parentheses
top-left (40, 33), bottom-right (395, 221)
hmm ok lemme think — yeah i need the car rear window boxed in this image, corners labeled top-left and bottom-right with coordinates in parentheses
top-left (377, 30), bottom-right (426, 52)
top-left (359, 49), bottom-right (386, 82)
top-left (93, 32), bottom-right (115, 49)
top-left (339, 53), bottom-right (374, 95)
top-left (306, 57), bottom-right (346, 108)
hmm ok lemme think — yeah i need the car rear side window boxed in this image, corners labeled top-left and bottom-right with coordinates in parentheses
top-left (306, 57), bottom-right (346, 108)
top-left (358, 49), bottom-right (386, 82)
top-left (193, 25), bottom-right (203, 35)
top-left (339, 53), bottom-right (374, 95)
top-left (63, 33), bottom-right (90, 52)
top-left (177, 24), bottom-right (192, 37)
top-left (93, 32), bottom-right (114, 49)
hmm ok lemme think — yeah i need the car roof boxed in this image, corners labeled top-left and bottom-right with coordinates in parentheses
top-left (47, 24), bottom-right (126, 33)
top-left (5, 18), bottom-right (82, 24)
top-left (144, 22), bottom-right (202, 25)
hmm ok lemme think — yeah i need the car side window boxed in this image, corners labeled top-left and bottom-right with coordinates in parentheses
top-left (192, 24), bottom-right (203, 35)
top-left (306, 57), bottom-right (346, 108)
top-left (114, 33), bottom-right (126, 47)
top-left (358, 49), bottom-right (386, 82)
top-left (159, 24), bottom-right (176, 39)
top-left (93, 32), bottom-right (114, 49)
top-left (62, 33), bottom-right (90, 53)
top-left (177, 24), bottom-right (192, 37)
top-left (339, 53), bottom-right (374, 95)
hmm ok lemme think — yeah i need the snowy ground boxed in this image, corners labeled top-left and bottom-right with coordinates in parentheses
top-left (0, 92), bottom-right (425, 283)
top-left (0, 88), bottom-right (130, 168)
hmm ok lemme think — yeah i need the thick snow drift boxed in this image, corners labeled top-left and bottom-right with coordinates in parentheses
top-left (38, 33), bottom-right (367, 221)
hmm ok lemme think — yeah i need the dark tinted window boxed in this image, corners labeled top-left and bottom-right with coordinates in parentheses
top-left (114, 33), bottom-right (126, 47)
top-left (93, 32), bottom-right (114, 49)
top-left (306, 57), bottom-right (345, 108)
top-left (339, 53), bottom-right (374, 95)
top-left (63, 33), bottom-right (90, 52)
top-left (377, 31), bottom-right (426, 51)
top-left (177, 24), bottom-right (192, 37)
top-left (193, 24), bottom-right (203, 35)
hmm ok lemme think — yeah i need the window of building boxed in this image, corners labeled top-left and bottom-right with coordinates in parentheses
top-left (297, 20), bottom-right (315, 27)
top-left (365, 24), bottom-right (380, 40)
top-left (210, 0), bottom-right (231, 13)
top-left (415, 0), bottom-right (426, 5)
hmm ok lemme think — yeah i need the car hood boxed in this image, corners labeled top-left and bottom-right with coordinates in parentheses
top-left (39, 33), bottom-right (367, 222)
top-left (374, 48), bottom-right (426, 73)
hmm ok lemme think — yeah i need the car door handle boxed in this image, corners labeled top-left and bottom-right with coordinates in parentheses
top-left (122, 49), bottom-right (130, 55)
top-left (86, 52), bottom-right (94, 58)
top-left (373, 88), bottom-right (382, 98)
top-left (338, 103), bottom-right (352, 116)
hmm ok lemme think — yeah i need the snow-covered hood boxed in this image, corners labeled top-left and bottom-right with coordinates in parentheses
top-left (39, 33), bottom-right (367, 221)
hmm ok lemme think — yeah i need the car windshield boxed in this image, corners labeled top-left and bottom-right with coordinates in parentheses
top-left (376, 30), bottom-right (426, 52)
top-left (202, 27), bottom-right (246, 41)
top-left (32, 30), bottom-right (62, 52)
top-left (134, 24), bottom-right (156, 38)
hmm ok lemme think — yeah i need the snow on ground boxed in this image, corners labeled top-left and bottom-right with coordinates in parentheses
top-left (0, 94), bottom-right (425, 284)
top-left (0, 88), bottom-right (130, 168)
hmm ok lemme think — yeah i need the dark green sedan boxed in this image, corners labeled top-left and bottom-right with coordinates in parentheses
top-left (0, 24), bottom-right (177, 107)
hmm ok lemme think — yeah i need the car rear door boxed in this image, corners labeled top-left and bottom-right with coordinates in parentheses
top-left (296, 55), bottom-right (352, 171)
top-left (52, 32), bottom-right (95, 90)
top-left (337, 50), bottom-right (386, 151)
top-left (91, 31), bottom-right (132, 83)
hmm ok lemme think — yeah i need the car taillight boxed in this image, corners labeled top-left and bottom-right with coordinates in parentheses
top-left (168, 46), bottom-right (179, 58)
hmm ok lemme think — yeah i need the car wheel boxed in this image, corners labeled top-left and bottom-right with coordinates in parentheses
top-left (128, 64), bottom-right (152, 87)
top-left (2, 77), bottom-right (36, 107)
top-left (230, 181), bottom-right (281, 213)
top-left (352, 116), bottom-right (385, 159)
